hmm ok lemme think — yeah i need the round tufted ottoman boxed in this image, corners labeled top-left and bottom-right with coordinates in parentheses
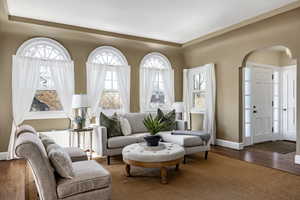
top-left (122, 142), bottom-right (185, 184)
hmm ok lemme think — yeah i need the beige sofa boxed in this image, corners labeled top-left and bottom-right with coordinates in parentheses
top-left (98, 113), bottom-right (211, 164)
top-left (15, 126), bottom-right (112, 200)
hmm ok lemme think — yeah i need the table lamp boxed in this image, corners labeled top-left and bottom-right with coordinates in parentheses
top-left (72, 94), bottom-right (89, 129)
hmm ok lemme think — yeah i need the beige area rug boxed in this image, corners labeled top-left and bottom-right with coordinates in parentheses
top-left (98, 152), bottom-right (300, 200)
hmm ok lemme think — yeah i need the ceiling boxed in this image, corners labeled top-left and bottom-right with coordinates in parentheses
top-left (6, 0), bottom-right (298, 44)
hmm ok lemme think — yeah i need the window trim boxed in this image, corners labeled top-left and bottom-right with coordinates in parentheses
top-left (16, 37), bottom-right (71, 120)
top-left (87, 46), bottom-right (128, 65)
top-left (140, 52), bottom-right (173, 111)
top-left (190, 66), bottom-right (207, 113)
top-left (24, 111), bottom-right (67, 120)
top-left (87, 46), bottom-right (128, 112)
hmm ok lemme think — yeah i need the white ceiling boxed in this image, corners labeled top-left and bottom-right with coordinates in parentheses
top-left (7, 0), bottom-right (297, 43)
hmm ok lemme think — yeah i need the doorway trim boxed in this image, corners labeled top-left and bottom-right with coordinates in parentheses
top-left (242, 62), bottom-right (282, 147)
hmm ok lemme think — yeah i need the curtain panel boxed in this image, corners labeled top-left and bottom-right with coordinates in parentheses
top-left (183, 64), bottom-right (216, 144)
top-left (8, 56), bottom-right (75, 159)
top-left (86, 63), bottom-right (131, 116)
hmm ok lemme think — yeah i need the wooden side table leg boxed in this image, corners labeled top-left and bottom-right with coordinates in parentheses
top-left (125, 164), bottom-right (131, 177)
top-left (160, 167), bottom-right (168, 184)
top-left (175, 163), bottom-right (180, 171)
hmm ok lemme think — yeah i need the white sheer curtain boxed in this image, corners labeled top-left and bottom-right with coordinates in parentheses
top-left (203, 64), bottom-right (216, 145)
top-left (183, 64), bottom-right (216, 144)
top-left (140, 68), bottom-right (157, 112)
top-left (183, 69), bottom-right (191, 127)
top-left (8, 56), bottom-right (41, 159)
top-left (115, 65), bottom-right (131, 113)
top-left (86, 62), bottom-right (108, 117)
top-left (162, 68), bottom-right (175, 108)
top-left (49, 60), bottom-right (75, 118)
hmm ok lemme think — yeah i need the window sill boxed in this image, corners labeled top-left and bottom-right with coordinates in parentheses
top-left (24, 111), bottom-right (68, 120)
top-left (190, 110), bottom-right (206, 114)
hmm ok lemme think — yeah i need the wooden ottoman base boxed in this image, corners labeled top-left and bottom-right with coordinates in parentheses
top-left (123, 158), bottom-right (182, 184)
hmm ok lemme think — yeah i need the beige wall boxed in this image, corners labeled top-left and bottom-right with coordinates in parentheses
top-left (183, 8), bottom-right (300, 154)
top-left (246, 49), bottom-right (295, 66)
top-left (0, 10), bottom-right (184, 151)
top-left (247, 50), bottom-right (282, 66)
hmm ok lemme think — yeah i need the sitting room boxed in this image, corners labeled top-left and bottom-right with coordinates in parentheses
top-left (1, 1), bottom-right (300, 200)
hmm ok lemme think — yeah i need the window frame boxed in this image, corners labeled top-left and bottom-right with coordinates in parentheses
top-left (189, 67), bottom-right (207, 114)
top-left (140, 52), bottom-right (172, 112)
top-left (16, 37), bottom-right (71, 120)
top-left (87, 46), bottom-right (128, 113)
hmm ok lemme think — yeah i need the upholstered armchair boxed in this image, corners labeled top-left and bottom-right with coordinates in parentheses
top-left (14, 127), bottom-right (112, 200)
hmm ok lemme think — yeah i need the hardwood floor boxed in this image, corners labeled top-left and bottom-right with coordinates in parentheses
top-left (0, 159), bottom-right (26, 200)
top-left (211, 144), bottom-right (300, 175)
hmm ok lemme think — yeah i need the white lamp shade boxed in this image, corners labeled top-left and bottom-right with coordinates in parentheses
top-left (72, 94), bottom-right (88, 108)
top-left (172, 102), bottom-right (184, 113)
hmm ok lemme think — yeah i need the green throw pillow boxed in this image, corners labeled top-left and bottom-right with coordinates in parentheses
top-left (157, 108), bottom-right (176, 131)
top-left (100, 112), bottom-right (123, 138)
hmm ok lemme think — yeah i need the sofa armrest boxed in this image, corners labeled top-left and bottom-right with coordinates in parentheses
top-left (176, 120), bottom-right (188, 131)
top-left (93, 125), bottom-right (108, 157)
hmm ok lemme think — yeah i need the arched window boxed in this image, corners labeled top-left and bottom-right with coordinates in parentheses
top-left (16, 37), bottom-right (71, 118)
top-left (87, 46), bottom-right (129, 113)
top-left (140, 52), bottom-right (174, 112)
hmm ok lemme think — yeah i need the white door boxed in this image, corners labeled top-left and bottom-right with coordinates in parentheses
top-left (252, 67), bottom-right (273, 143)
top-left (282, 66), bottom-right (296, 141)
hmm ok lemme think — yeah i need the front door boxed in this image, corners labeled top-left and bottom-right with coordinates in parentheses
top-left (252, 67), bottom-right (273, 143)
top-left (282, 66), bottom-right (297, 141)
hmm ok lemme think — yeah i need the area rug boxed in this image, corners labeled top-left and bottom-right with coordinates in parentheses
top-left (98, 152), bottom-right (300, 200)
top-left (247, 141), bottom-right (296, 154)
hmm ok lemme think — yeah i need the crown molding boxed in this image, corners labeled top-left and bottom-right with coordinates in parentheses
top-left (183, 1), bottom-right (300, 48)
top-left (8, 15), bottom-right (182, 48)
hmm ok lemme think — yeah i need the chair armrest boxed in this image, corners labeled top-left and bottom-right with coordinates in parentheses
top-left (93, 125), bottom-right (108, 157)
top-left (176, 120), bottom-right (188, 131)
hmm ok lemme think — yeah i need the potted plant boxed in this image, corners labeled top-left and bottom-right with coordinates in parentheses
top-left (143, 114), bottom-right (168, 146)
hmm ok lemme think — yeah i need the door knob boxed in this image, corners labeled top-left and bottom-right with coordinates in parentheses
top-left (283, 108), bottom-right (287, 111)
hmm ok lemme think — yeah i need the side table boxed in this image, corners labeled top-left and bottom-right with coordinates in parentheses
top-left (69, 127), bottom-right (94, 159)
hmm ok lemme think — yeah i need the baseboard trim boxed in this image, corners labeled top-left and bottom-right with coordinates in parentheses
top-left (216, 139), bottom-right (244, 150)
top-left (0, 152), bottom-right (8, 160)
top-left (295, 155), bottom-right (300, 165)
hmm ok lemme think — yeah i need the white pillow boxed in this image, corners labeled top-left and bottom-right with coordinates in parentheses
top-left (119, 117), bottom-right (132, 136)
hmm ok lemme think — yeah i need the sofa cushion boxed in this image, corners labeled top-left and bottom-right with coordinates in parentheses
top-left (107, 133), bottom-right (148, 149)
top-left (159, 132), bottom-right (204, 147)
top-left (56, 160), bottom-right (111, 199)
top-left (63, 147), bottom-right (88, 162)
top-left (123, 113), bottom-right (148, 133)
top-left (100, 112), bottom-right (123, 138)
top-left (47, 144), bottom-right (75, 179)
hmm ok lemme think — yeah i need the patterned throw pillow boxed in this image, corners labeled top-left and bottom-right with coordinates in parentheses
top-left (157, 108), bottom-right (176, 131)
top-left (47, 143), bottom-right (75, 179)
top-left (100, 112), bottom-right (123, 138)
top-left (119, 116), bottom-right (132, 136)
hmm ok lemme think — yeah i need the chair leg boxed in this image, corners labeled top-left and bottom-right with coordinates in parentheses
top-left (205, 151), bottom-right (208, 160)
top-left (107, 156), bottom-right (110, 165)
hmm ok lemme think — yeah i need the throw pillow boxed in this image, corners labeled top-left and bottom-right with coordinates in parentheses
top-left (47, 143), bottom-right (75, 179)
top-left (157, 108), bottom-right (176, 131)
top-left (100, 112), bottom-right (123, 138)
top-left (39, 134), bottom-right (56, 150)
top-left (119, 116), bottom-right (132, 136)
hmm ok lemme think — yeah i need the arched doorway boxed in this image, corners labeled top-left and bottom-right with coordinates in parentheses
top-left (241, 46), bottom-right (297, 153)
